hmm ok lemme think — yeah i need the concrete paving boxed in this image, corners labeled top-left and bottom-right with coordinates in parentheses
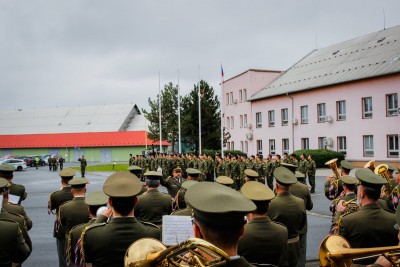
top-left (13, 163), bottom-right (337, 266)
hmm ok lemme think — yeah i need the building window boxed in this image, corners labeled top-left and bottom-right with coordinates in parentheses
top-left (226, 93), bottom-right (229, 106)
top-left (230, 92), bottom-right (233, 105)
top-left (363, 135), bottom-right (374, 157)
top-left (388, 135), bottom-right (399, 157)
top-left (227, 117), bottom-right (230, 129)
top-left (282, 139), bottom-right (289, 154)
top-left (256, 112), bottom-right (262, 128)
top-left (362, 97), bottom-right (372, 119)
top-left (337, 136), bottom-right (347, 155)
top-left (269, 139), bottom-right (275, 155)
top-left (244, 114), bottom-right (248, 128)
top-left (240, 141), bottom-right (244, 152)
top-left (281, 108), bottom-right (288, 126)
top-left (243, 89), bottom-right (247, 101)
top-left (268, 110), bottom-right (275, 127)
top-left (301, 106), bottom-right (308, 124)
top-left (231, 141), bottom-right (234, 150)
top-left (245, 141), bottom-right (248, 153)
top-left (240, 115), bottom-right (243, 128)
top-left (239, 90), bottom-right (242, 102)
top-left (301, 138), bottom-right (309, 150)
top-left (337, 100), bottom-right (346, 121)
top-left (256, 140), bottom-right (263, 155)
top-left (387, 93), bottom-right (398, 116)
top-left (318, 137), bottom-right (326, 149)
top-left (317, 103), bottom-right (326, 123)
top-left (227, 142), bottom-right (230, 150)
top-left (231, 116), bottom-right (234, 129)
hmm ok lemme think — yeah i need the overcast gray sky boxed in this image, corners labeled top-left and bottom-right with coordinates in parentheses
top-left (1, 0), bottom-right (400, 112)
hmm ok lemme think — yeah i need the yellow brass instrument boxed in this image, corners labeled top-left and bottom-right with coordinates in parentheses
top-left (375, 164), bottom-right (391, 197)
top-left (124, 238), bottom-right (230, 267)
top-left (364, 160), bottom-right (376, 172)
top-left (319, 235), bottom-right (400, 267)
top-left (325, 158), bottom-right (342, 200)
top-left (326, 158), bottom-right (340, 180)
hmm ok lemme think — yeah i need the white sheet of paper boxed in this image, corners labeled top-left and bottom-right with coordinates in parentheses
top-left (8, 194), bottom-right (20, 205)
top-left (162, 215), bottom-right (194, 246)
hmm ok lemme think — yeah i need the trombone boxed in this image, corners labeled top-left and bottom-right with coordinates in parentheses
top-left (319, 235), bottom-right (400, 267)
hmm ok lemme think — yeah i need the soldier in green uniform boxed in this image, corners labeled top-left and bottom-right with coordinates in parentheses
top-left (247, 155), bottom-right (256, 171)
top-left (128, 154), bottom-right (133, 166)
top-left (339, 169), bottom-right (398, 264)
top-left (0, 165), bottom-right (27, 205)
top-left (134, 171), bottom-right (172, 226)
top-left (173, 168), bottom-right (201, 211)
top-left (59, 156), bottom-right (64, 170)
top-left (66, 191), bottom-right (108, 266)
top-left (289, 171), bottom-right (313, 267)
top-left (239, 181), bottom-right (288, 266)
top-left (239, 155), bottom-right (247, 181)
top-left (231, 155), bottom-right (240, 189)
top-left (307, 155), bottom-right (316, 193)
top-left (216, 157), bottom-right (225, 177)
top-left (163, 166), bottom-right (185, 198)
top-left (224, 155), bottom-right (232, 177)
top-left (81, 172), bottom-right (160, 267)
top-left (266, 155), bottom-right (281, 190)
top-left (298, 154), bottom-right (308, 176)
top-left (48, 156), bottom-right (52, 171)
top-left (2, 187), bottom-right (32, 230)
top-left (268, 167), bottom-right (306, 267)
top-left (59, 177), bottom-right (90, 249)
top-left (206, 155), bottom-right (215, 182)
top-left (255, 155), bottom-right (267, 184)
top-left (48, 168), bottom-right (75, 267)
top-left (185, 181), bottom-right (256, 267)
top-left (282, 153), bottom-right (290, 164)
top-left (171, 180), bottom-right (198, 216)
top-left (79, 155), bottom-right (87, 178)
top-left (289, 153), bottom-right (298, 170)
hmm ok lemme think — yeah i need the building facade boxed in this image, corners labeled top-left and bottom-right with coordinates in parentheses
top-left (223, 26), bottom-right (400, 162)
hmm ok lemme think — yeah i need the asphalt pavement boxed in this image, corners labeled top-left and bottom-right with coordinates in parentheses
top-left (13, 163), bottom-right (335, 266)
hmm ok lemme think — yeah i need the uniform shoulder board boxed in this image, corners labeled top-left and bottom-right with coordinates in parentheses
top-left (70, 222), bottom-right (87, 232)
top-left (59, 200), bottom-right (72, 208)
top-left (138, 220), bottom-right (160, 229)
top-left (7, 211), bottom-right (25, 219)
top-left (382, 208), bottom-right (396, 214)
top-left (82, 222), bottom-right (106, 234)
top-left (0, 218), bottom-right (19, 224)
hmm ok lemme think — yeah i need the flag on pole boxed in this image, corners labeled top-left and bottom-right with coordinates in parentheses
top-left (221, 65), bottom-right (224, 82)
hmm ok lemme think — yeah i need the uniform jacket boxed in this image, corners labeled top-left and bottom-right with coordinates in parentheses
top-left (135, 189), bottom-right (172, 225)
top-left (2, 202), bottom-right (33, 230)
top-left (0, 218), bottom-right (31, 266)
top-left (171, 206), bottom-right (192, 216)
top-left (82, 217), bottom-right (160, 267)
top-left (59, 197), bottom-right (90, 237)
top-left (67, 218), bottom-right (96, 265)
top-left (289, 181), bottom-right (313, 234)
top-left (9, 183), bottom-right (27, 204)
top-left (164, 176), bottom-right (185, 198)
top-left (0, 210), bottom-right (32, 251)
top-left (238, 217), bottom-right (288, 266)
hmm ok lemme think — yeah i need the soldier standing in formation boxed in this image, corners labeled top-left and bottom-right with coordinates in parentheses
top-left (307, 154), bottom-right (316, 193)
top-left (79, 155), bottom-right (87, 178)
top-left (0, 165), bottom-right (27, 205)
top-left (58, 156), bottom-right (64, 170)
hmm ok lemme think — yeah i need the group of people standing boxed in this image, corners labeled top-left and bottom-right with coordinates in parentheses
top-left (47, 156), bottom-right (65, 171)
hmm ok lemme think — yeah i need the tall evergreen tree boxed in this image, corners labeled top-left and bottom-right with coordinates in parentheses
top-left (143, 82), bottom-right (180, 152)
top-left (181, 80), bottom-right (221, 153)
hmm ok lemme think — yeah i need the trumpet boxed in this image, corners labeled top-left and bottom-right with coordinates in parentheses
top-left (364, 160), bottom-right (376, 172)
top-left (124, 238), bottom-right (229, 267)
top-left (319, 235), bottom-right (400, 267)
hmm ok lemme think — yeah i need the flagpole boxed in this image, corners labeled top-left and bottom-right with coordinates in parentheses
top-left (177, 69), bottom-right (182, 154)
top-left (158, 72), bottom-right (163, 153)
top-left (198, 65), bottom-right (202, 155)
top-left (220, 64), bottom-right (224, 158)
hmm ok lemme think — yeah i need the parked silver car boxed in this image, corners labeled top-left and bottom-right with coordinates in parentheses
top-left (1, 159), bottom-right (27, 171)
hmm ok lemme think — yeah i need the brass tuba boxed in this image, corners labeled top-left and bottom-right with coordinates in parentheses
top-left (364, 160), bottom-right (376, 172)
top-left (124, 238), bottom-right (230, 267)
top-left (325, 158), bottom-right (341, 200)
top-left (319, 235), bottom-right (400, 267)
top-left (375, 164), bottom-right (391, 197)
top-left (325, 158), bottom-right (340, 180)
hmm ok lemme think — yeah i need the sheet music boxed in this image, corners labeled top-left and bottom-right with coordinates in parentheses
top-left (8, 194), bottom-right (20, 205)
top-left (0, 195), bottom-right (2, 212)
top-left (162, 215), bottom-right (194, 246)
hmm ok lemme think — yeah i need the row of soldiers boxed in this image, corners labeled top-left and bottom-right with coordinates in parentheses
top-left (129, 152), bottom-right (317, 192)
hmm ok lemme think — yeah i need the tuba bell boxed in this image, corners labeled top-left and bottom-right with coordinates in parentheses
top-left (375, 164), bottom-right (391, 197)
top-left (124, 238), bottom-right (230, 267)
top-left (319, 235), bottom-right (400, 267)
top-left (364, 160), bottom-right (376, 172)
top-left (325, 158), bottom-right (341, 200)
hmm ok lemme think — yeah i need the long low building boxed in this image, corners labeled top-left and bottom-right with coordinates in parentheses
top-left (223, 25), bottom-right (400, 163)
top-left (0, 104), bottom-right (169, 162)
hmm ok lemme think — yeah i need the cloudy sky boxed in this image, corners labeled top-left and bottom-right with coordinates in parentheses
top-left (1, 0), bottom-right (400, 112)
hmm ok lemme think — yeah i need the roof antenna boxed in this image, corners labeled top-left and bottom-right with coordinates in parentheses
top-left (383, 8), bottom-right (386, 30)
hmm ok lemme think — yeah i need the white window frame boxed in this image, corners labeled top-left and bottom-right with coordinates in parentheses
top-left (317, 103), bottom-right (326, 123)
top-left (301, 105), bottom-right (308, 124)
top-left (268, 110), bottom-right (275, 127)
top-left (337, 136), bottom-right (347, 155)
top-left (337, 100), bottom-right (346, 121)
top-left (388, 134), bottom-right (399, 158)
top-left (256, 112), bottom-right (262, 128)
top-left (318, 137), bottom-right (326, 149)
top-left (256, 140), bottom-right (263, 155)
top-left (387, 93), bottom-right (398, 116)
top-left (363, 135), bottom-right (374, 157)
top-left (362, 97), bottom-right (373, 119)
top-left (269, 139), bottom-right (275, 155)
top-left (281, 108), bottom-right (288, 126)
top-left (301, 138), bottom-right (309, 150)
top-left (282, 139), bottom-right (289, 154)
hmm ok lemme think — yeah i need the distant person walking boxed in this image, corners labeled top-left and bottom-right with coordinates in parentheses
top-left (79, 156), bottom-right (87, 178)
top-left (35, 156), bottom-right (39, 169)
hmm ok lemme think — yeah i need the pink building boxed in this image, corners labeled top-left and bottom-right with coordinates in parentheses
top-left (223, 26), bottom-right (400, 162)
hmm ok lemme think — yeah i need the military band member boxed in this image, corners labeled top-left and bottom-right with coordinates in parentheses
top-left (216, 176), bottom-right (234, 188)
top-left (339, 169), bottom-right (398, 264)
top-left (163, 166), bottom-right (185, 198)
top-left (268, 167), bottom-right (306, 267)
top-left (48, 168), bottom-right (75, 267)
top-left (239, 181), bottom-right (288, 266)
top-left (325, 159), bottom-right (352, 199)
top-left (171, 180), bottom-right (198, 216)
top-left (289, 171), bottom-right (313, 267)
top-left (0, 165), bottom-right (27, 205)
top-left (307, 155), bottom-right (316, 193)
top-left (2, 187), bottom-right (33, 230)
top-left (174, 168), bottom-right (201, 210)
top-left (81, 172), bottom-right (160, 267)
top-left (66, 191), bottom-right (108, 266)
top-left (185, 182), bottom-right (257, 266)
top-left (134, 171), bottom-right (172, 226)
